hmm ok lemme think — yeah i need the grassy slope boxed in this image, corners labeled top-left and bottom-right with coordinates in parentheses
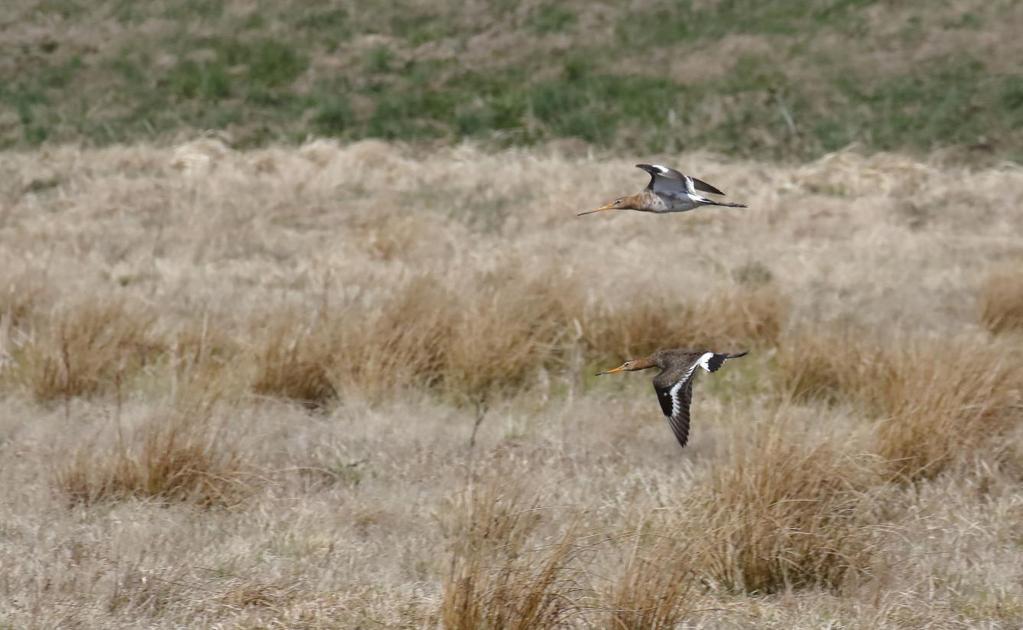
top-left (2, 0), bottom-right (1022, 161)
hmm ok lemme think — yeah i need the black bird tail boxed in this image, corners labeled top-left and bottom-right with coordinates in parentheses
top-left (706, 351), bottom-right (748, 372)
top-left (708, 200), bottom-right (747, 208)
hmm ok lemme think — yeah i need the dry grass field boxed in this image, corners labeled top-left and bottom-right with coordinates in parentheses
top-left (1, 139), bottom-right (1022, 628)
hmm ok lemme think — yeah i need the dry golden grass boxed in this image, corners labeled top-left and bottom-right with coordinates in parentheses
top-left (606, 534), bottom-right (698, 629)
top-left (876, 340), bottom-right (1023, 481)
top-left (679, 414), bottom-right (881, 594)
top-left (980, 268), bottom-right (1023, 335)
top-left (55, 399), bottom-right (248, 507)
top-left (440, 483), bottom-right (581, 629)
top-left (583, 285), bottom-right (787, 361)
top-left (7, 299), bottom-right (161, 403)
top-left (774, 329), bottom-right (881, 407)
top-left (245, 268), bottom-right (783, 408)
top-left (778, 332), bottom-right (1023, 481)
top-left (251, 319), bottom-right (338, 410)
top-left (0, 142), bottom-right (1022, 627)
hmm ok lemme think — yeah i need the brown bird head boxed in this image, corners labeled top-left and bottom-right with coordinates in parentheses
top-left (577, 193), bottom-right (643, 216)
top-left (597, 354), bottom-right (657, 375)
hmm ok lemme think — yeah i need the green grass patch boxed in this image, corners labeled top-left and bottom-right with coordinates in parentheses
top-left (0, 0), bottom-right (1019, 161)
top-left (527, 6), bottom-right (576, 34)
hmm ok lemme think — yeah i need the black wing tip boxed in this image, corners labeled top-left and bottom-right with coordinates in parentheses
top-left (706, 350), bottom-right (748, 373)
top-left (691, 177), bottom-right (726, 196)
top-left (672, 414), bottom-right (691, 448)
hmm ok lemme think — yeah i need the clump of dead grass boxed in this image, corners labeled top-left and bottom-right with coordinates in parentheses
top-left (875, 340), bottom-right (1022, 481)
top-left (980, 269), bottom-right (1023, 335)
top-left (273, 275), bottom-right (460, 402)
top-left (55, 399), bottom-right (249, 507)
top-left (249, 269), bottom-right (782, 407)
top-left (774, 329), bottom-right (885, 407)
top-left (440, 272), bottom-right (580, 404)
top-left (583, 286), bottom-right (787, 361)
top-left (679, 415), bottom-right (881, 593)
top-left (251, 320), bottom-right (338, 410)
top-left (776, 331), bottom-right (1023, 481)
top-left (7, 299), bottom-right (163, 403)
top-left (607, 533), bottom-right (699, 629)
top-left (440, 483), bottom-right (582, 629)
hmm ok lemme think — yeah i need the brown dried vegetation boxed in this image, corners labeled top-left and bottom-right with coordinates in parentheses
top-left (441, 484), bottom-right (582, 629)
top-left (980, 268), bottom-right (1023, 335)
top-left (247, 270), bottom-right (785, 407)
top-left (8, 299), bottom-right (161, 403)
top-left (680, 417), bottom-right (881, 593)
top-left (777, 333), bottom-right (1023, 480)
top-left (876, 340), bottom-right (1023, 481)
top-left (56, 400), bottom-right (248, 507)
top-left (1, 143), bottom-right (1022, 627)
top-left (607, 534), bottom-right (698, 629)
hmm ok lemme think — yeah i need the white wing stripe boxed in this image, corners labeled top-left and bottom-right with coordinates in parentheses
top-left (668, 354), bottom-right (710, 418)
top-left (696, 352), bottom-right (715, 372)
top-left (668, 378), bottom-right (684, 417)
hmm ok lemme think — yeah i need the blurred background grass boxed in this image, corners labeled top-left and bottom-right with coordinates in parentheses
top-left (2, 0), bottom-right (1021, 162)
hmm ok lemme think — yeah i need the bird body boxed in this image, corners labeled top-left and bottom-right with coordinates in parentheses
top-left (578, 164), bottom-right (746, 216)
top-left (597, 348), bottom-right (748, 448)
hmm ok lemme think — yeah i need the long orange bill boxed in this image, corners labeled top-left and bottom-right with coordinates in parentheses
top-left (596, 364), bottom-right (627, 376)
top-left (577, 202), bottom-right (616, 217)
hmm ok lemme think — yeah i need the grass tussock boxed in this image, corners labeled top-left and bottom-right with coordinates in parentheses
top-left (440, 484), bottom-right (581, 629)
top-left (681, 417), bottom-right (880, 593)
top-left (254, 276), bottom-right (459, 403)
top-left (777, 331), bottom-right (1023, 480)
top-left (607, 534), bottom-right (698, 629)
top-left (875, 341), bottom-right (1023, 481)
top-left (774, 330), bottom-right (883, 407)
top-left (980, 269), bottom-right (1023, 335)
top-left (250, 271), bottom-right (784, 406)
top-left (439, 273), bottom-right (579, 403)
top-left (251, 322), bottom-right (338, 410)
top-left (8, 299), bottom-right (162, 403)
top-left (55, 401), bottom-right (248, 507)
top-left (583, 286), bottom-right (787, 361)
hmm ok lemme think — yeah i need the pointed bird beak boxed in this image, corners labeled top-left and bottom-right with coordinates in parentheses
top-left (596, 364), bottom-right (627, 376)
top-left (577, 201), bottom-right (616, 217)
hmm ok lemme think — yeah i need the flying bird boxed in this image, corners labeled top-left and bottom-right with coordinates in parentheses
top-left (578, 164), bottom-right (747, 216)
top-left (597, 348), bottom-right (748, 448)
